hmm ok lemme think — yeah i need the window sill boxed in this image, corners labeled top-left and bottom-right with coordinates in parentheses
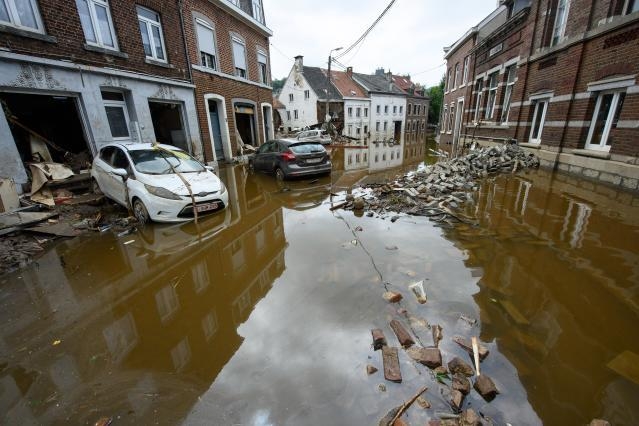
top-left (145, 58), bottom-right (174, 69)
top-left (518, 142), bottom-right (541, 149)
top-left (572, 148), bottom-right (611, 159)
top-left (0, 24), bottom-right (56, 43)
top-left (84, 44), bottom-right (128, 58)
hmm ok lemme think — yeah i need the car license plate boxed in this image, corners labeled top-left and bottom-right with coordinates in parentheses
top-left (306, 158), bottom-right (322, 164)
top-left (196, 202), bottom-right (218, 212)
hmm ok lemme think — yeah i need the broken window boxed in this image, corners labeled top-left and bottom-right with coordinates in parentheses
top-left (101, 91), bottom-right (130, 140)
top-left (232, 35), bottom-right (247, 78)
top-left (196, 19), bottom-right (217, 70)
top-left (76, 0), bottom-right (118, 50)
top-left (137, 6), bottom-right (166, 62)
top-left (0, 0), bottom-right (44, 32)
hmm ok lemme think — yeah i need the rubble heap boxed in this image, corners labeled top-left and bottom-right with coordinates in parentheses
top-left (336, 144), bottom-right (540, 220)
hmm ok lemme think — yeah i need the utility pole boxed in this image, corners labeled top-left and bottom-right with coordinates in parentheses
top-left (325, 47), bottom-right (343, 128)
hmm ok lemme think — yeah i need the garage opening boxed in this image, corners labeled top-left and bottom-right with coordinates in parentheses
top-left (149, 101), bottom-right (189, 152)
top-left (1, 92), bottom-right (90, 171)
top-left (234, 103), bottom-right (256, 150)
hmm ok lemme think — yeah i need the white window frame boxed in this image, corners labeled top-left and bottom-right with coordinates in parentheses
top-left (195, 18), bottom-right (218, 70)
top-left (356, 107), bottom-right (361, 117)
top-left (462, 56), bottom-right (470, 85)
top-left (454, 62), bottom-right (460, 89)
top-left (76, 0), bottom-right (119, 50)
top-left (448, 103), bottom-right (455, 133)
top-left (231, 34), bottom-right (248, 79)
top-left (474, 79), bottom-right (483, 122)
top-left (137, 6), bottom-right (167, 63)
top-left (347, 107), bottom-right (353, 117)
top-left (442, 106), bottom-right (449, 132)
top-left (102, 90), bottom-right (131, 141)
top-left (364, 107), bottom-right (368, 117)
top-left (551, 0), bottom-right (570, 46)
top-left (501, 65), bottom-right (517, 123)
top-left (304, 89), bottom-right (310, 99)
top-left (485, 72), bottom-right (499, 120)
top-left (625, 0), bottom-right (639, 14)
top-left (0, 0), bottom-right (44, 33)
top-left (585, 89), bottom-right (625, 151)
top-left (252, 0), bottom-right (264, 24)
top-left (446, 67), bottom-right (452, 92)
top-left (529, 98), bottom-right (550, 144)
top-left (257, 48), bottom-right (268, 84)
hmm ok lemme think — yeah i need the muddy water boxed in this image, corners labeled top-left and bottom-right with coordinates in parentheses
top-left (0, 163), bottom-right (638, 425)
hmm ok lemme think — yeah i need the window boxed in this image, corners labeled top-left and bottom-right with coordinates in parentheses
top-left (447, 67), bottom-right (452, 91)
top-left (101, 91), bottom-right (130, 140)
top-left (399, 105), bottom-right (403, 114)
top-left (501, 65), bottom-right (517, 123)
top-left (137, 7), bottom-right (166, 62)
top-left (252, 0), bottom-right (264, 23)
top-left (384, 105), bottom-right (389, 114)
top-left (552, 0), bottom-right (570, 46)
top-left (76, 0), bottom-right (118, 50)
top-left (375, 121), bottom-right (380, 131)
top-left (393, 105), bottom-right (397, 114)
top-left (364, 153), bottom-right (367, 162)
top-left (258, 50), bottom-right (268, 84)
top-left (376, 105), bottom-right (381, 114)
top-left (462, 56), bottom-right (470, 85)
top-left (286, 111), bottom-right (291, 121)
top-left (364, 125), bottom-right (368, 134)
top-left (383, 121), bottom-right (388, 131)
top-left (408, 104), bottom-right (412, 115)
top-left (356, 127), bottom-right (361, 135)
top-left (231, 35), bottom-right (247, 78)
top-left (0, 0), bottom-right (44, 32)
top-left (529, 99), bottom-right (549, 144)
top-left (303, 90), bottom-right (309, 99)
top-left (474, 79), bottom-right (483, 121)
top-left (448, 103), bottom-right (455, 132)
top-left (347, 125), bottom-right (352, 136)
top-left (289, 93), bottom-right (293, 102)
top-left (454, 63), bottom-right (460, 89)
top-left (294, 109), bottom-right (298, 119)
top-left (485, 72), bottom-right (498, 120)
top-left (442, 106), bottom-right (449, 132)
top-left (356, 107), bottom-right (361, 117)
top-left (196, 19), bottom-right (217, 69)
top-left (585, 90), bottom-right (625, 151)
top-left (391, 151), bottom-right (394, 160)
top-left (375, 154), bottom-right (379, 163)
top-left (348, 107), bottom-right (353, 117)
top-left (625, 0), bottom-right (639, 13)
top-left (364, 108), bottom-right (368, 117)
top-left (347, 154), bottom-right (352, 165)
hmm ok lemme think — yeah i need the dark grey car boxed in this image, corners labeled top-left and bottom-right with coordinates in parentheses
top-left (249, 140), bottom-right (332, 180)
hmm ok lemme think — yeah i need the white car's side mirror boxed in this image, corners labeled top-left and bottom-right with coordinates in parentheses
top-left (112, 168), bottom-right (128, 178)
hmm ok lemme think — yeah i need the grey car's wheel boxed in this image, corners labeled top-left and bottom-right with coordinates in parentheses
top-left (133, 199), bottom-right (150, 225)
top-left (275, 167), bottom-right (285, 181)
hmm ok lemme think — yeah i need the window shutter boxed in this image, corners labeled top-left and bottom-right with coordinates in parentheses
top-left (233, 38), bottom-right (247, 70)
top-left (196, 22), bottom-right (215, 55)
top-left (257, 50), bottom-right (267, 65)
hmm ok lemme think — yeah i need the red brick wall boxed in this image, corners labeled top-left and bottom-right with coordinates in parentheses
top-left (441, 36), bottom-right (475, 145)
top-left (0, 0), bottom-right (190, 81)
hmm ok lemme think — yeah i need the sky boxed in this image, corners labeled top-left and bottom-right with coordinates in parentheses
top-left (263, 0), bottom-right (498, 88)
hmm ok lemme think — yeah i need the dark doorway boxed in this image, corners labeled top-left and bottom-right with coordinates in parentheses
top-left (234, 103), bottom-right (256, 148)
top-left (394, 121), bottom-right (402, 142)
top-left (149, 101), bottom-right (188, 152)
top-left (208, 100), bottom-right (225, 160)
top-left (262, 105), bottom-right (270, 143)
top-left (1, 92), bottom-right (89, 169)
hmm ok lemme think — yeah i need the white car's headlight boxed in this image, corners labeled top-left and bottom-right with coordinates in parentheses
top-left (144, 184), bottom-right (182, 200)
top-left (219, 181), bottom-right (227, 195)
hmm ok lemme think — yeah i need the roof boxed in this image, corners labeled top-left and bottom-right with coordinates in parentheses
top-left (302, 66), bottom-right (342, 100)
top-left (352, 73), bottom-right (406, 95)
top-left (273, 96), bottom-right (285, 109)
top-left (443, 4), bottom-right (508, 59)
top-left (392, 75), bottom-right (413, 92)
top-left (329, 70), bottom-right (367, 98)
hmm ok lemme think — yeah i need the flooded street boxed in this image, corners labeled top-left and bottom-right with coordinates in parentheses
top-left (1, 160), bottom-right (638, 425)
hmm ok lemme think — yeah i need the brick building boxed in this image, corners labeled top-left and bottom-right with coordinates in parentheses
top-left (443, 0), bottom-right (639, 189)
top-left (183, 0), bottom-right (273, 163)
top-left (0, 0), bottom-right (202, 188)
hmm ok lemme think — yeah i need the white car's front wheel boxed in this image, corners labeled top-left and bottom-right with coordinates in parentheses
top-left (133, 199), bottom-right (150, 225)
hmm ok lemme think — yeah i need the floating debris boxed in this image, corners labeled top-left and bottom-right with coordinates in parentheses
top-left (389, 319), bottom-right (415, 348)
top-left (474, 374), bottom-right (499, 401)
top-left (382, 346), bottom-right (402, 383)
top-left (371, 329), bottom-right (388, 350)
top-left (448, 357), bottom-right (474, 377)
top-left (406, 347), bottom-right (442, 369)
top-left (367, 365), bottom-right (378, 375)
top-left (383, 291), bottom-right (403, 303)
top-left (409, 280), bottom-right (427, 304)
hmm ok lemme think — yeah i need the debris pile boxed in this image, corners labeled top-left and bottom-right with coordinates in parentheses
top-left (336, 144), bottom-right (540, 221)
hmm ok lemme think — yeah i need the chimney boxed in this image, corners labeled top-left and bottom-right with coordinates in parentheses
top-left (347, 66), bottom-right (353, 78)
top-left (294, 55), bottom-right (303, 71)
top-left (386, 71), bottom-right (392, 82)
top-left (375, 67), bottom-right (385, 76)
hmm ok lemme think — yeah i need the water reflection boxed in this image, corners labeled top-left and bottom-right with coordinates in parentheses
top-left (448, 169), bottom-right (639, 425)
top-left (0, 166), bottom-right (288, 424)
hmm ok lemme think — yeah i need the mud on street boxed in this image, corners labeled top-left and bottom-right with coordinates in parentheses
top-left (1, 153), bottom-right (639, 425)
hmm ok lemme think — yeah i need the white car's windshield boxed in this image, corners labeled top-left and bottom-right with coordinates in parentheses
top-left (129, 149), bottom-right (205, 174)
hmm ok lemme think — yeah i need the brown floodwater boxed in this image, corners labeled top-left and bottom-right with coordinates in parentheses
top-left (0, 157), bottom-right (638, 425)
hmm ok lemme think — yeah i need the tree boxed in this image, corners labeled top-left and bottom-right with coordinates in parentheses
top-left (272, 78), bottom-right (286, 94)
top-left (427, 75), bottom-right (445, 125)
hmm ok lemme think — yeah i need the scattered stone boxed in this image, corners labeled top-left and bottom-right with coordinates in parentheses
top-left (434, 366), bottom-right (448, 375)
top-left (416, 396), bottom-right (431, 409)
top-left (589, 420), bottom-right (611, 426)
top-left (452, 373), bottom-right (471, 395)
top-left (406, 347), bottom-right (442, 368)
top-left (459, 408), bottom-right (481, 426)
top-left (383, 291), bottom-right (403, 303)
top-left (355, 226), bottom-right (363, 231)
top-left (382, 346), bottom-right (402, 383)
top-left (378, 383), bottom-right (387, 392)
top-left (389, 319), bottom-right (415, 348)
top-left (450, 389), bottom-right (464, 411)
top-left (432, 324), bottom-right (443, 347)
top-left (448, 357), bottom-right (474, 376)
top-left (353, 197), bottom-right (365, 210)
top-left (474, 374), bottom-right (499, 401)
top-left (367, 365), bottom-right (378, 375)
top-left (385, 245), bottom-right (399, 251)
top-left (372, 329), bottom-right (387, 350)
top-left (453, 336), bottom-right (489, 361)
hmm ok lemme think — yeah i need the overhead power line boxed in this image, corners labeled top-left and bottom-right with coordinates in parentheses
top-left (335, 0), bottom-right (397, 60)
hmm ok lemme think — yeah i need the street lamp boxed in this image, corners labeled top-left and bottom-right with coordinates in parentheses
top-left (325, 46), bottom-right (343, 125)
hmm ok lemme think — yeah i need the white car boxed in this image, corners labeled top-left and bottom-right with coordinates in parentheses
top-left (295, 129), bottom-right (332, 145)
top-left (91, 143), bottom-right (229, 224)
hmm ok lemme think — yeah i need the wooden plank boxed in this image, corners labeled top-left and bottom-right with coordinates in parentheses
top-left (453, 336), bottom-right (489, 361)
top-left (390, 319), bottom-right (415, 348)
top-left (0, 212), bottom-right (58, 231)
top-left (382, 346), bottom-right (402, 383)
top-left (607, 351), bottom-right (639, 386)
top-left (371, 328), bottom-right (387, 350)
top-left (499, 299), bottom-right (530, 325)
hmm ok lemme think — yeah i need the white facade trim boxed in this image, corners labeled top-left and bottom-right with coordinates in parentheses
top-left (203, 93), bottom-right (232, 162)
top-left (587, 75), bottom-right (636, 92)
top-left (192, 64), bottom-right (272, 90)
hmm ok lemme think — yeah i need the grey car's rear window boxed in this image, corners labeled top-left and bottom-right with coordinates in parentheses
top-left (289, 144), bottom-right (325, 154)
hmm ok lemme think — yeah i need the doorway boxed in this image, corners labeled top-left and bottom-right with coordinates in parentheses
top-left (234, 103), bottom-right (256, 148)
top-left (393, 121), bottom-right (402, 142)
top-left (149, 101), bottom-right (188, 152)
top-left (208, 99), bottom-right (225, 160)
